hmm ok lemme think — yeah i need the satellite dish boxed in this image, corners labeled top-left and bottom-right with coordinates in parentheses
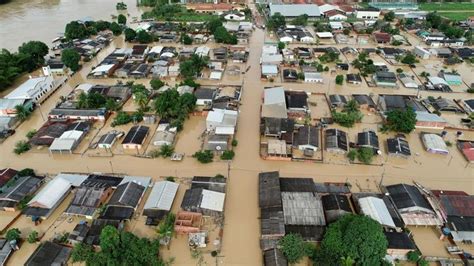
top-left (216, 146), bottom-right (222, 151)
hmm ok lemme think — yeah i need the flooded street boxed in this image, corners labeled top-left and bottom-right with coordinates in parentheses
top-left (0, 0), bottom-right (145, 50)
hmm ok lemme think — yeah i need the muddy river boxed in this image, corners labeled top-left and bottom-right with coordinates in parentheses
top-left (0, 0), bottom-right (146, 50)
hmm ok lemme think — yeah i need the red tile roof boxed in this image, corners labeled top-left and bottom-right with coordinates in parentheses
top-left (325, 9), bottom-right (346, 17)
top-left (440, 195), bottom-right (474, 217)
top-left (460, 141), bottom-right (474, 162)
top-left (0, 168), bottom-right (18, 187)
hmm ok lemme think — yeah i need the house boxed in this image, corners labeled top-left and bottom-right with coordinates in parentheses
top-left (322, 194), bottom-right (352, 223)
top-left (206, 134), bottom-right (229, 151)
top-left (398, 73), bottom-right (418, 89)
top-left (423, 33), bottom-right (445, 42)
top-left (224, 11), bottom-right (245, 21)
top-left (129, 63), bottom-right (149, 79)
top-left (47, 60), bottom-right (67, 75)
top-left (373, 32), bottom-right (391, 44)
top-left (49, 121), bottom-right (90, 154)
top-left (29, 121), bottom-right (69, 146)
top-left (387, 137), bottom-right (411, 158)
top-left (463, 99), bottom-right (474, 113)
top-left (430, 48), bottom-right (452, 58)
top-left (0, 168), bottom-right (17, 188)
top-left (152, 126), bottom-right (176, 147)
top-left (438, 72), bottom-right (462, 86)
top-left (374, 71), bottom-right (397, 88)
top-left (213, 47), bottom-right (227, 61)
top-left (304, 72), bottom-right (323, 83)
top-left (380, 47), bottom-right (405, 59)
top-left (357, 130), bottom-right (380, 153)
top-left (261, 54), bottom-right (283, 65)
top-left (194, 88), bottom-right (216, 110)
top-left (0, 98), bottom-right (33, 117)
top-left (261, 64), bottom-right (279, 79)
top-left (259, 172), bottom-right (285, 242)
top-left (421, 133), bottom-right (448, 154)
top-left (262, 87), bottom-right (287, 119)
top-left (293, 126), bottom-right (319, 152)
top-left (435, 193), bottom-right (474, 242)
top-left (262, 118), bottom-right (295, 139)
top-left (101, 181), bottom-right (146, 221)
top-left (325, 128), bottom-right (348, 154)
top-left (122, 125), bottom-right (149, 150)
top-left (316, 32), bottom-right (333, 39)
top-left (269, 4), bottom-right (320, 19)
top-left (64, 186), bottom-right (113, 219)
top-left (336, 63), bottom-right (349, 71)
top-left (97, 131), bottom-right (121, 149)
top-left (457, 141), bottom-right (474, 163)
top-left (191, 176), bottom-right (226, 193)
top-left (264, 248), bottom-right (287, 266)
top-left (0, 239), bottom-right (14, 265)
top-left (415, 112), bottom-right (447, 129)
top-left (426, 76), bottom-right (451, 92)
top-left (168, 64), bottom-right (180, 77)
top-left (358, 196), bottom-right (396, 228)
top-left (0, 116), bottom-right (16, 133)
top-left (130, 45), bottom-right (149, 61)
top-left (143, 181), bottom-right (179, 225)
top-left (431, 98), bottom-right (463, 113)
top-left (181, 188), bottom-right (225, 216)
top-left (353, 94), bottom-right (376, 110)
top-left (326, 10), bottom-right (347, 21)
top-left (346, 74), bottom-right (362, 85)
top-left (355, 8), bottom-right (380, 20)
top-left (68, 223), bottom-right (90, 245)
top-left (414, 46), bottom-right (430, 59)
top-left (0, 175), bottom-right (43, 211)
top-left (282, 69), bottom-right (298, 82)
top-left (5, 73), bottom-right (55, 104)
top-left (384, 231), bottom-right (417, 257)
top-left (25, 241), bottom-right (71, 266)
top-left (195, 46), bottom-right (210, 57)
top-left (335, 34), bottom-right (349, 44)
top-left (24, 175), bottom-right (73, 218)
top-left (206, 108), bottom-right (238, 135)
top-left (386, 183), bottom-right (442, 226)
top-left (329, 95), bottom-right (347, 108)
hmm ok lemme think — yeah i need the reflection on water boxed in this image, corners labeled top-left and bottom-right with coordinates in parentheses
top-left (0, 0), bottom-right (144, 50)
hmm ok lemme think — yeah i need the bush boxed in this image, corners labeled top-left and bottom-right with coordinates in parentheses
top-left (27, 231), bottom-right (38, 243)
top-left (467, 88), bottom-right (474, 93)
top-left (347, 150), bottom-right (357, 161)
top-left (193, 150), bottom-right (214, 163)
top-left (17, 168), bottom-right (35, 177)
top-left (6, 228), bottom-right (21, 242)
top-left (279, 234), bottom-right (307, 264)
top-left (445, 141), bottom-right (453, 147)
top-left (14, 140), bottom-right (31, 155)
top-left (396, 68), bottom-right (403, 73)
top-left (407, 250), bottom-right (421, 262)
top-left (231, 139), bottom-right (238, 147)
top-left (335, 75), bottom-right (344, 85)
top-left (211, 251), bottom-right (218, 257)
top-left (220, 150), bottom-right (235, 160)
top-left (26, 129), bottom-right (37, 139)
top-left (357, 147), bottom-right (374, 164)
top-left (165, 176), bottom-right (175, 182)
top-left (418, 259), bottom-right (429, 266)
top-left (159, 144), bottom-right (174, 158)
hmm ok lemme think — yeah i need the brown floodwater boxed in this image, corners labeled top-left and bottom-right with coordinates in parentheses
top-left (0, 3), bottom-right (473, 264)
top-left (0, 0), bottom-right (146, 50)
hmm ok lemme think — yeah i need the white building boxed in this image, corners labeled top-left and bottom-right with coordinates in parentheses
top-left (206, 108), bottom-right (238, 135)
top-left (262, 87), bottom-right (287, 119)
top-left (355, 9), bottom-right (381, 20)
top-left (304, 72), bottom-right (323, 83)
top-left (5, 71), bottom-right (55, 104)
top-left (26, 176), bottom-right (72, 218)
top-left (359, 196), bottom-right (396, 228)
top-left (413, 46), bottom-right (430, 59)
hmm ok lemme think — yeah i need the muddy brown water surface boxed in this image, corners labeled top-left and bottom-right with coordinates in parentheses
top-left (0, 3), bottom-right (473, 265)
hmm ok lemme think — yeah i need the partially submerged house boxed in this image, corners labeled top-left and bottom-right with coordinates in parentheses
top-left (122, 125), bottom-right (149, 150)
top-left (435, 192), bottom-right (474, 242)
top-left (386, 184), bottom-right (441, 226)
top-left (357, 130), bottom-right (380, 153)
top-left (64, 181), bottom-right (114, 219)
top-left (101, 181), bottom-right (146, 221)
top-left (206, 108), bottom-right (238, 135)
top-left (387, 137), bottom-right (411, 158)
top-left (321, 194), bottom-right (352, 223)
top-left (325, 128), bottom-right (348, 154)
top-left (0, 175), bottom-right (43, 211)
top-left (259, 172), bottom-right (285, 249)
top-left (293, 126), bottom-right (319, 152)
top-left (181, 188), bottom-right (226, 217)
top-left (143, 181), bottom-right (179, 225)
top-left (421, 133), bottom-right (448, 154)
top-left (374, 71), bottom-right (397, 88)
top-left (25, 241), bottom-right (71, 266)
top-left (262, 87), bottom-right (287, 119)
top-left (358, 196), bottom-right (396, 228)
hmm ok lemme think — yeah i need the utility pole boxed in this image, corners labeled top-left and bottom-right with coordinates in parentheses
top-left (378, 167), bottom-right (386, 190)
top-left (227, 161), bottom-right (231, 180)
top-left (109, 160), bottom-right (114, 175)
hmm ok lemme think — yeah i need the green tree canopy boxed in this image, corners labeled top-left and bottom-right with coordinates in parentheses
top-left (291, 14), bottom-right (308, 26)
top-left (61, 48), bottom-right (81, 71)
top-left (316, 214), bottom-right (388, 265)
top-left (385, 108), bottom-right (417, 133)
top-left (117, 14), bottom-right (127, 25)
top-left (6, 228), bottom-right (21, 242)
top-left (267, 12), bottom-right (286, 30)
top-left (150, 78), bottom-right (165, 90)
top-left (109, 22), bottom-right (122, 36)
top-left (279, 234), bottom-right (308, 264)
top-left (207, 18), bottom-right (223, 34)
top-left (384, 11), bottom-right (395, 22)
top-left (18, 41), bottom-right (49, 71)
top-left (136, 30), bottom-right (153, 43)
top-left (65, 21), bottom-right (89, 40)
top-left (124, 28), bottom-right (137, 42)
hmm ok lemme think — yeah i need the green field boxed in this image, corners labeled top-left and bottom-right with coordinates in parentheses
top-left (439, 11), bottom-right (474, 21)
top-left (419, 3), bottom-right (474, 11)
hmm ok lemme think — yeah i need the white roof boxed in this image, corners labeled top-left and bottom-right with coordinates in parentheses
top-left (120, 176), bottom-right (152, 188)
top-left (207, 109), bottom-right (238, 126)
top-left (329, 21), bottom-right (343, 28)
top-left (6, 76), bottom-right (49, 100)
top-left (316, 32), bottom-right (333, 38)
top-left (262, 64), bottom-right (278, 74)
top-left (91, 64), bottom-right (114, 74)
top-left (400, 76), bottom-right (418, 88)
top-left (262, 45), bottom-right (278, 55)
top-left (210, 71), bottom-right (223, 80)
top-left (359, 197), bottom-right (396, 228)
top-left (261, 54), bottom-right (283, 64)
top-left (149, 46), bottom-right (163, 54)
top-left (428, 76), bottom-right (448, 86)
top-left (200, 189), bottom-right (225, 212)
top-left (161, 52), bottom-right (175, 58)
top-left (264, 87), bottom-right (286, 105)
top-left (28, 176), bottom-right (71, 209)
top-left (270, 4), bottom-right (320, 17)
top-left (215, 126), bottom-right (235, 135)
top-left (305, 72), bottom-right (323, 80)
top-left (59, 130), bottom-right (84, 141)
top-left (422, 134), bottom-right (448, 153)
top-left (144, 181), bottom-right (179, 211)
top-left (416, 111), bottom-right (446, 123)
top-left (75, 83), bottom-right (94, 93)
top-left (49, 138), bottom-right (76, 151)
top-left (168, 65), bottom-right (180, 72)
top-left (55, 173), bottom-right (89, 187)
top-left (319, 4), bottom-right (338, 13)
top-left (195, 46), bottom-right (210, 57)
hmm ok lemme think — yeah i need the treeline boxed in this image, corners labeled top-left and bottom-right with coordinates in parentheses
top-left (64, 20), bottom-right (122, 40)
top-left (0, 41), bottom-right (49, 91)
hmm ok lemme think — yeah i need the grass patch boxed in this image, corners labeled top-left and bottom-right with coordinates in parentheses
top-left (419, 3), bottom-right (474, 11)
top-left (439, 11), bottom-right (474, 21)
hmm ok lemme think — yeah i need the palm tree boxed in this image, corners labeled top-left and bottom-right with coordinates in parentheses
top-left (15, 105), bottom-right (31, 121)
top-left (340, 256), bottom-right (355, 266)
top-left (134, 91), bottom-right (148, 110)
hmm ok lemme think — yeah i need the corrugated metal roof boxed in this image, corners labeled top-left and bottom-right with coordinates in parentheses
top-left (200, 189), bottom-right (225, 212)
top-left (28, 176), bottom-right (71, 209)
top-left (359, 196), bottom-right (396, 228)
top-left (270, 4), bottom-right (320, 17)
top-left (144, 181), bottom-right (179, 211)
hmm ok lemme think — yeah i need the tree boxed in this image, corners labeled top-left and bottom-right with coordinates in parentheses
top-left (124, 28), bottom-right (137, 42)
top-left (317, 215), bottom-right (387, 265)
top-left (207, 18), bottom-right (223, 34)
top-left (357, 147), bottom-right (374, 164)
top-left (407, 250), bottom-right (421, 262)
top-left (117, 14), bottom-right (127, 25)
top-left (100, 226), bottom-right (121, 258)
top-left (291, 14), bottom-right (308, 26)
top-left (385, 108), bottom-right (417, 133)
top-left (150, 79), bottom-right (165, 90)
top-left (65, 21), bottom-right (89, 40)
top-left (181, 34), bottom-right (193, 45)
top-left (193, 150), bottom-right (214, 163)
top-left (335, 75), bottom-right (344, 85)
top-left (15, 104), bottom-right (31, 121)
top-left (343, 28), bottom-right (350, 35)
top-left (134, 91), bottom-right (149, 110)
top-left (76, 92), bottom-right (106, 109)
top-left (61, 48), bottom-right (81, 71)
top-left (6, 228), bottom-right (21, 242)
top-left (332, 100), bottom-right (363, 127)
top-left (277, 41), bottom-right (285, 50)
top-left (109, 22), bottom-right (122, 36)
top-left (27, 231), bottom-right (38, 243)
top-left (112, 111), bottom-right (132, 126)
top-left (426, 12), bottom-right (442, 29)
top-left (136, 30), bottom-right (153, 43)
top-left (213, 26), bottom-right (237, 44)
top-left (159, 144), bottom-right (174, 158)
top-left (71, 243), bottom-right (94, 263)
top-left (384, 11), bottom-right (395, 22)
top-left (116, 2), bottom-right (127, 10)
top-left (401, 53), bottom-right (417, 65)
top-left (279, 234), bottom-right (307, 264)
top-left (18, 41), bottom-right (49, 71)
top-left (179, 54), bottom-right (208, 79)
top-left (220, 150), bottom-right (235, 160)
top-left (17, 168), bottom-right (34, 177)
top-left (267, 12), bottom-right (285, 30)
